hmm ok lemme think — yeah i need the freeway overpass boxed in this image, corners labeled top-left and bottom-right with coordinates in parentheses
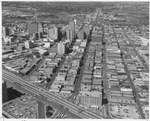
top-left (3, 110), bottom-right (15, 118)
top-left (2, 70), bottom-right (103, 119)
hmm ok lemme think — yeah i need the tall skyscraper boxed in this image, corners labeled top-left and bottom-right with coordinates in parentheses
top-left (2, 80), bottom-right (8, 103)
top-left (83, 25), bottom-right (90, 39)
top-left (54, 27), bottom-right (58, 40)
top-left (66, 28), bottom-right (73, 42)
top-left (38, 23), bottom-right (43, 33)
top-left (66, 29), bottom-right (70, 41)
top-left (28, 22), bottom-right (43, 36)
top-left (69, 20), bottom-right (75, 40)
top-left (74, 19), bottom-right (77, 25)
top-left (28, 22), bottom-right (38, 35)
top-left (2, 26), bottom-right (10, 37)
top-left (48, 27), bottom-right (58, 40)
top-left (39, 32), bottom-right (43, 39)
top-left (38, 23), bottom-right (43, 39)
top-left (70, 29), bottom-right (73, 41)
top-left (2, 27), bottom-right (6, 37)
top-left (57, 42), bottom-right (66, 55)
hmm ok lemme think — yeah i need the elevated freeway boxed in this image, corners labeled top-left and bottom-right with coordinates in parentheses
top-left (3, 70), bottom-right (103, 119)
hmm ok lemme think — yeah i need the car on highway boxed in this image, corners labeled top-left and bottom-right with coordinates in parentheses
top-left (60, 113), bottom-right (65, 118)
top-left (40, 88), bottom-right (47, 92)
top-left (33, 94), bottom-right (37, 97)
top-left (39, 94), bottom-right (47, 99)
top-left (73, 96), bottom-right (76, 101)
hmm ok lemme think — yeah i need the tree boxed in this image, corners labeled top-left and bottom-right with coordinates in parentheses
top-left (43, 51), bottom-right (49, 56)
top-left (46, 77), bottom-right (51, 83)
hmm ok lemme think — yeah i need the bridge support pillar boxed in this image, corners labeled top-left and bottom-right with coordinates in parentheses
top-left (2, 80), bottom-right (8, 103)
top-left (37, 101), bottom-right (46, 118)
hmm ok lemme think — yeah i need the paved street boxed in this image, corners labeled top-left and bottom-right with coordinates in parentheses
top-left (102, 26), bottom-right (111, 119)
top-left (121, 27), bottom-right (149, 72)
top-left (112, 25), bottom-right (145, 119)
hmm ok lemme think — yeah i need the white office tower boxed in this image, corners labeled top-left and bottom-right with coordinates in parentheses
top-left (57, 42), bottom-right (66, 55)
top-left (48, 27), bottom-right (58, 40)
top-left (74, 19), bottom-right (77, 25)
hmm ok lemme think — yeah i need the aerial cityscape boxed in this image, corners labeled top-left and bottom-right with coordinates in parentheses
top-left (2, 1), bottom-right (149, 119)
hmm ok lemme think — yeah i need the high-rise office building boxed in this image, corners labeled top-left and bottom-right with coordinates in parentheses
top-left (2, 80), bottom-right (8, 103)
top-left (28, 22), bottom-right (38, 35)
top-left (39, 32), bottom-right (43, 39)
top-left (83, 25), bottom-right (90, 39)
top-left (66, 29), bottom-right (73, 42)
top-left (57, 42), bottom-right (66, 55)
top-left (38, 23), bottom-right (43, 39)
top-left (33, 33), bottom-right (39, 40)
top-left (34, 32), bottom-right (43, 40)
top-left (2, 26), bottom-right (10, 37)
top-left (74, 19), bottom-right (77, 25)
top-left (2, 27), bottom-right (6, 37)
top-left (38, 23), bottom-right (43, 33)
top-left (70, 29), bottom-right (73, 42)
top-left (28, 22), bottom-right (43, 35)
top-left (69, 20), bottom-right (75, 40)
top-left (66, 29), bottom-right (70, 41)
top-left (37, 101), bottom-right (45, 118)
top-left (48, 27), bottom-right (58, 40)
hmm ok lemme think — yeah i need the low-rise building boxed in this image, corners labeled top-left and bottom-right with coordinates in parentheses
top-left (56, 72), bottom-right (67, 81)
top-left (109, 95), bottom-right (135, 104)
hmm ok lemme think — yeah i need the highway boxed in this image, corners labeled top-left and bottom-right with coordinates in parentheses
top-left (57, 107), bottom-right (68, 118)
top-left (51, 109), bottom-right (61, 119)
top-left (112, 25), bottom-right (145, 119)
top-left (2, 71), bottom-right (88, 119)
top-left (2, 76), bottom-right (67, 119)
top-left (3, 110), bottom-right (15, 118)
top-left (3, 70), bottom-right (103, 119)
